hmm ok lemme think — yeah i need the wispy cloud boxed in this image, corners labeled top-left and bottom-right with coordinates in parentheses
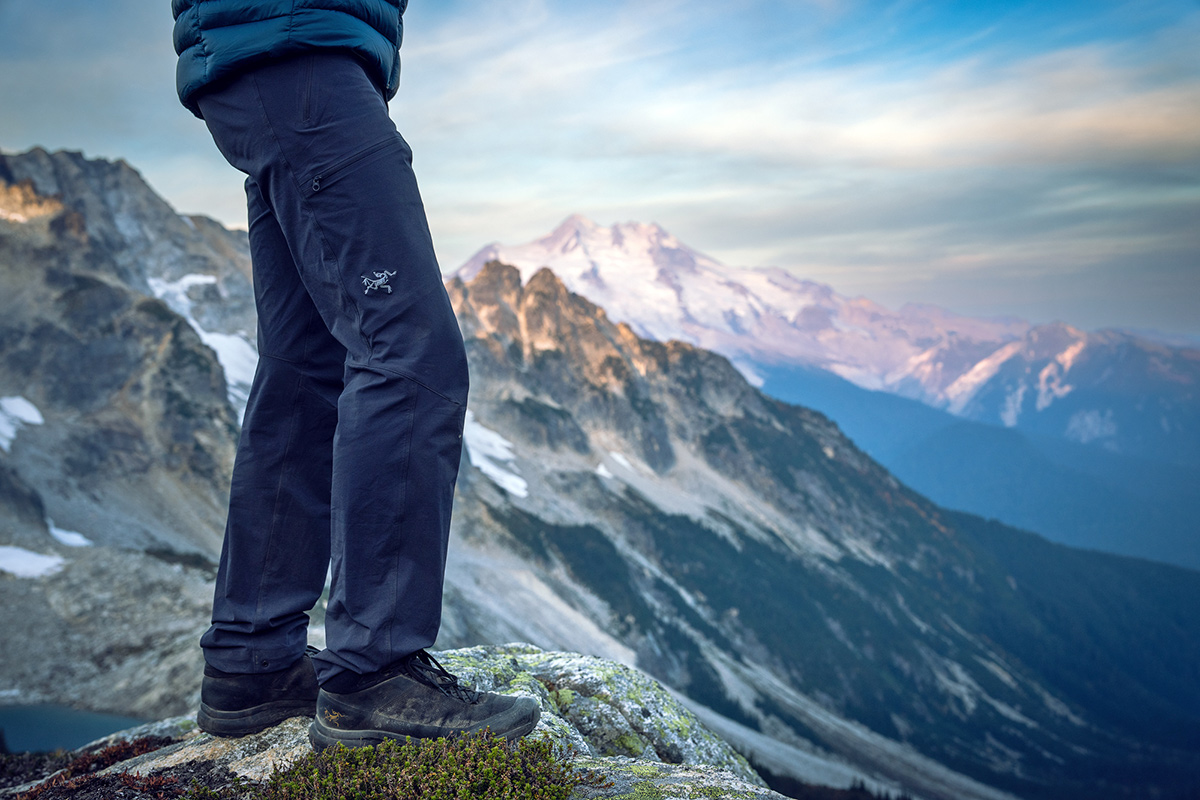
top-left (394, 2), bottom-right (1199, 332)
top-left (1, 0), bottom-right (1196, 334)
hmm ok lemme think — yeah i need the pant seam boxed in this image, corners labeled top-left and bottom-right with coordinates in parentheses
top-left (345, 359), bottom-right (464, 407)
top-left (252, 370), bottom-right (305, 632)
top-left (389, 393), bottom-right (418, 661)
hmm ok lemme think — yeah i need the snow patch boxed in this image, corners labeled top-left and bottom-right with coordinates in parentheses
top-left (148, 274), bottom-right (258, 418)
top-left (999, 383), bottom-right (1027, 428)
top-left (197, 330), bottom-right (259, 410)
top-left (595, 463), bottom-right (614, 479)
top-left (984, 697), bottom-right (1038, 729)
top-left (0, 546), bottom-right (64, 578)
top-left (463, 410), bottom-right (528, 498)
top-left (48, 520), bottom-right (92, 547)
top-left (1055, 338), bottom-right (1086, 373)
top-left (894, 592), bottom-right (933, 635)
top-left (1034, 685), bottom-right (1086, 726)
top-left (0, 396), bottom-right (44, 452)
top-left (609, 451), bottom-right (634, 471)
top-left (732, 359), bottom-right (764, 388)
top-left (974, 657), bottom-right (1019, 691)
top-left (1035, 361), bottom-right (1074, 411)
top-left (945, 341), bottom-right (1023, 415)
top-left (931, 656), bottom-right (981, 716)
top-left (1064, 409), bottom-right (1117, 444)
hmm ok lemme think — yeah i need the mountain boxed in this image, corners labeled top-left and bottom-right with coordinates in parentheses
top-left (455, 215), bottom-right (1031, 393)
top-left (456, 215), bottom-right (1200, 467)
top-left (0, 149), bottom-right (249, 717)
top-left (756, 363), bottom-right (1200, 570)
top-left (438, 262), bottom-right (1200, 800)
top-left (456, 216), bottom-right (1200, 568)
top-left (3, 150), bottom-right (1200, 800)
top-left (0, 148), bottom-right (258, 419)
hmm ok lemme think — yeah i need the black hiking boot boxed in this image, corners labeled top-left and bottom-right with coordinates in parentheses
top-left (198, 645), bottom-right (320, 737)
top-left (308, 649), bottom-right (540, 751)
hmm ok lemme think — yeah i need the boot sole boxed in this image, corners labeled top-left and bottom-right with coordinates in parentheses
top-left (198, 699), bottom-right (317, 738)
top-left (308, 704), bottom-right (540, 752)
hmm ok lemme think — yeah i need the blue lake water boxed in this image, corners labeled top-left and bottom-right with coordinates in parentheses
top-left (0, 705), bottom-right (146, 753)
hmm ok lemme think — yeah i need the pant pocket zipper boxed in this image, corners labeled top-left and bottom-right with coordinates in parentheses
top-left (310, 136), bottom-right (398, 194)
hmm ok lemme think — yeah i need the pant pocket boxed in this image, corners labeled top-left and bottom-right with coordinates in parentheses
top-left (305, 135), bottom-right (408, 196)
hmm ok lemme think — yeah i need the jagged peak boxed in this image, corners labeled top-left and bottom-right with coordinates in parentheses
top-left (0, 178), bottom-right (64, 224)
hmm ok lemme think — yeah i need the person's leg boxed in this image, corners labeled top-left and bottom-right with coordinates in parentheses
top-left (197, 53), bottom-right (469, 684)
top-left (197, 53), bottom-right (536, 746)
top-left (200, 178), bottom-right (343, 674)
top-left (196, 179), bottom-right (341, 735)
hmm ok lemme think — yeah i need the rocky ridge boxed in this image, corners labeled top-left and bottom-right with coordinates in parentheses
top-left (3, 645), bottom-right (782, 800)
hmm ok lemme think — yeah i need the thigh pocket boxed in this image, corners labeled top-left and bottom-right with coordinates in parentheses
top-left (305, 135), bottom-right (410, 196)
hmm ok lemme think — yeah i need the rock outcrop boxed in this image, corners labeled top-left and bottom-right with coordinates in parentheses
top-left (3, 645), bottom-right (782, 800)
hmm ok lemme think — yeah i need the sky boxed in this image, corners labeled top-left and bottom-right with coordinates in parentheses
top-left (1, 0), bottom-right (1198, 338)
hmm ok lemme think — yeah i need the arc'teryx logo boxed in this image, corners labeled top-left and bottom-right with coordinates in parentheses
top-left (361, 270), bottom-right (397, 295)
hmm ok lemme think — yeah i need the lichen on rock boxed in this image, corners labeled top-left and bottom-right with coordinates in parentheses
top-left (3, 645), bottom-right (781, 800)
top-left (435, 644), bottom-right (763, 786)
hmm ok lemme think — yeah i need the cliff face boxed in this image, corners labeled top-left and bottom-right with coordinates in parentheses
top-left (0, 151), bottom-right (239, 557)
top-left (0, 151), bottom-right (247, 719)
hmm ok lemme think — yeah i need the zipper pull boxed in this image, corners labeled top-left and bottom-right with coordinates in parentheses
top-left (312, 176), bottom-right (322, 192)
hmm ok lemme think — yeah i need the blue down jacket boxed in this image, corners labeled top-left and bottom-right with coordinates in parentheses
top-left (172, 0), bottom-right (406, 117)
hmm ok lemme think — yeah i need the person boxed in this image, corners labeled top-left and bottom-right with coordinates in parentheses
top-left (170, 0), bottom-right (539, 749)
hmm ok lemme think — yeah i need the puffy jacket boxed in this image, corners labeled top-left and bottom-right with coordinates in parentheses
top-left (172, 0), bottom-right (406, 117)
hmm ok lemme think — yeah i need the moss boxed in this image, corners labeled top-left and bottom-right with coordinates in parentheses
top-left (184, 731), bottom-right (585, 800)
top-left (627, 764), bottom-right (663, 778)
top-left (614, 780), bottom-right (665, 800)
top-left (682, 786), bottom-right (755, 800)
top-left (550, 688), bottom-right (576, 710)
top-left (611, 734), bottom-right (649, 758)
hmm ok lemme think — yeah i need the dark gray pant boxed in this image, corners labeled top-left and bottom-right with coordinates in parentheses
top-left (196, 53), bottom-right (468, 685)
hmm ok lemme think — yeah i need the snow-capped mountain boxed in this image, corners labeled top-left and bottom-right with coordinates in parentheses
top-left (456, 216), bottom-right (1199, 467)
top-left (456, 215), bottom-right (1030, 392)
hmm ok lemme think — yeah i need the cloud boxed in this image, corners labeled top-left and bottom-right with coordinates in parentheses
top-left (1, 0), bottom-right (1196, 335)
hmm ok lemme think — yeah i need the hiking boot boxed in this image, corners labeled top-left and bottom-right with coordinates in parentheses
top-left (308, 650), bottom-right (540, 751)
top-left (198, 645), bottom-right (320, 737)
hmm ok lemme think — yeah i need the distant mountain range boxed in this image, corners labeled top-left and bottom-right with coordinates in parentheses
top-left (2, 149), bottom-right (1199, 800)
top-left (457, 216), bottom-right (1200, 569)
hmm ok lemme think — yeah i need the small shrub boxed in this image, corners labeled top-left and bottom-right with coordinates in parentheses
top-left (14, 736), bottom-right (176, 800)
top-left (191, 731), bottom-right (584, 800)
top-left (0, 751), bottom-right (73, 791)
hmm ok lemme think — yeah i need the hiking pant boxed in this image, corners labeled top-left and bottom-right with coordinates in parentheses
top-left (195, 52), bottom-right (468, 684)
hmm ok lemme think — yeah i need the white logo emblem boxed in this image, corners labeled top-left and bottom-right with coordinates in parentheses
top-left (361, 270), bottom-right (397, 295)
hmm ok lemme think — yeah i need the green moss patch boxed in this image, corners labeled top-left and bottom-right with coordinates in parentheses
top-left (189, 731), bottom-right (588, 800)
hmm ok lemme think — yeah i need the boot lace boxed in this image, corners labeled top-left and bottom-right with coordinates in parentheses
top-left (405, 650), bottom-right (481, 703)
